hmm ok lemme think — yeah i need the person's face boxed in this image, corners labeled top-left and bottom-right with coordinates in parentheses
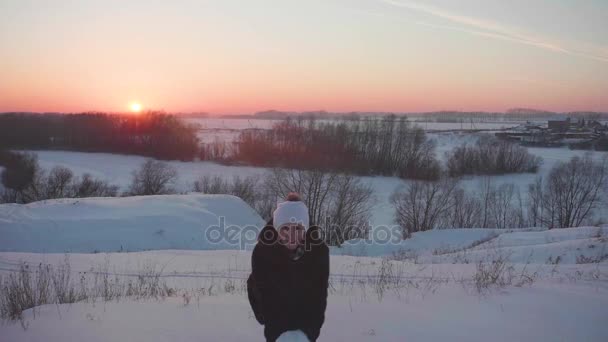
top-left (278, 224), bottom-right (305, 250)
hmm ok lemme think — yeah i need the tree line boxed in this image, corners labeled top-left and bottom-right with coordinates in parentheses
top-left (208, 116), bottom-right (441, 180)
top-left (2, 149), bottom-right (605, 243)
top-left (392, 154), bottom-right (607, 237)
top-left (0, 112), bottom-right (199, 161)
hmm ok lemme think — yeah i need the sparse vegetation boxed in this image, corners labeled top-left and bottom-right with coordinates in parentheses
top-left (226, 116), bottom-right (441, 180)
top-left (446, 135), bottom-right (542, 176)
top-left (527, 154), bottom-right (607, 228)
top-left (265, 168), bottom-right (375, 245)
top-left (0, 151), bottom-right (118, 203)
top-left (0, 112), bottom-right (200, 161)
top-left (126, 159), bottom-right (178, 196)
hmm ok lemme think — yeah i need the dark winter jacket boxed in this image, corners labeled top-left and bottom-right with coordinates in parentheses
top-left (247, 220), bottom-right (330, 342)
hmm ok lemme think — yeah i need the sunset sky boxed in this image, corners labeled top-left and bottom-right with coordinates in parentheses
top-left (1, 0), bottom-right (607, 114)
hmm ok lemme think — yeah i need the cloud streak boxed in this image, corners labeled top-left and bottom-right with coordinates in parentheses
top-left (380, 0), bottom-right (608, 63)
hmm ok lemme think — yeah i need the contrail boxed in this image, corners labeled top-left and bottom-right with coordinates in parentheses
top-left (380, 0), bottom-right (608, 63)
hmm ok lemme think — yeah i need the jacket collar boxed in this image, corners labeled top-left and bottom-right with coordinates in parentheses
top-left (258, 219), bottom-right (324, 245)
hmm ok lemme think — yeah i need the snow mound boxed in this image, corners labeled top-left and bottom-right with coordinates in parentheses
top-left (332, 227), bottom-right (608, 264)
top-left (277, 330), bottom-right (309, 342)
top-left (331, 228), bottom-right (525, 257)
top-left (0, 194), bottom-right (264, 253)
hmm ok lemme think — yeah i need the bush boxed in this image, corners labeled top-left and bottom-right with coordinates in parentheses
top-left (192, 174), bottom-right (274, 219)
top-left (0, 151), bottom-right (118, 203)
top-left (265, 169), bottom-right (374, 245)
top-left (228, 116), bottom-right (440, 180)
top-left (530, 154), bottom-right (607, 228)
top-left (127, 160), bottom-right (178, 196)
top-left (0, 151), bottom-right (39, 192)
top-left (446, 135), bottom-right (542, 176)
top-left (390, 177), bottom-right (459, 237)
top-left (0, 112), bottom-right (200, 161)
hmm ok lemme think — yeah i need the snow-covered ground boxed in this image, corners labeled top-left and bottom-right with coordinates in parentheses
top-left (2, 275), bottom-right (606, 342)
top-left (1, 234), bottom-right (607, 341)
top-left (183, 118), bottom-right (521, 132)
top-left (1, 195), bottom-right (607, 341)
top-left (23, 141), bottom-right (608, 227)
top-left (0, 194), bottom-right (264, 253)
top-left (184, 118), bottom-right (521, 143)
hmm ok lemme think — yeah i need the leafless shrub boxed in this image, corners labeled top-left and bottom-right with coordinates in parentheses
top-left (446, 135), bottom-right (542, 176)
top-left (0, 263), bottom-right (52, 320)
top-left (390, 176), bottom-right (459, 237)
top-left (71, 174), bottom-right (119, 198)
top-left (535, 154), bottom-right (607, 228)
top-left (193, 174), bottom-right (274, 220)
top-left (374, 258), bottom-right (406, 301)
top-left (233, 116), bottom-right (441, 180)
top-left (52, 257), bottom-right (81, 304)
top-left (266, 169), bottom-right (374, 245)
top-left (473, 256), bottom-right (514, 292)
top-left (126, 159), bottom-right (178, 196)
top-left (1, 152), bottom-right (118, 203)
top-left (445, 188), bottom-right (482, 228)
top-left (125, 263), bottom-right (172, 299)
top-left (472, 255), bottom-right (537, 293)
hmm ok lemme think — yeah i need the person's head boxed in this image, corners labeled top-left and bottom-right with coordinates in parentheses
top-left (273, 192), bottom-right (309, 250)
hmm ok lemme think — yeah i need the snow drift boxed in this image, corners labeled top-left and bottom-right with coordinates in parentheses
top-left (0, 194), bottom-right (264, 253)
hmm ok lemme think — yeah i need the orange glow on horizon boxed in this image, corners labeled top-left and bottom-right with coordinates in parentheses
top-left (130, 102), bottom-right (142, 113)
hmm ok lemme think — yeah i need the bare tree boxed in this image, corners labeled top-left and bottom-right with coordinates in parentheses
top-left (45, 167), bottom-right (74, 199)
top-left (447, 188), bottom-right (482, 228)
top-left (446, 135), bottom-right (542, 176)
top-left (487, 183), bottom-right (517, 229)
top-left (527, 176), bottom-right (544, 227)
top-left (265, 168), bottom-right (374, 245)
top-left (541, 154), bottom-right (607, 228)
top-left (390, 177), bottom-right (459, 238)
top-left (127, 160), bottom-right (178, 196)
top-left (192, 174), bottom-right (272, 219)
top-left (71, 174), bottom-right (119, 198)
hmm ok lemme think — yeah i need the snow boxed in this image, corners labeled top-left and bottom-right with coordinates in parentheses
top-left (2, 282), bottom-right (605, 342)
top-left (332, 228), bottom-right (516, 257)
top-left (27, 150), bottom-right (267, 192)
top-left (21, 137), bottom-right (608, 230)
top-left (0, 248), bottom-right (607, 341)
top-left (0, 194), bottom-right (264, 253)
top-left (333, 226), bottom-right (608, 263)
top-left (1, 206), bottom-right (607, 341)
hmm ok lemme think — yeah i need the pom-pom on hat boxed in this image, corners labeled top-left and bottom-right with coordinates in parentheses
top-left (273, 192), bottom-right (309, 230)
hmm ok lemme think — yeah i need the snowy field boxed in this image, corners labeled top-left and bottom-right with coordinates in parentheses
top-left (0, 195), bottom-right (264, 253)
top-left (1, 222), bottom-right (607, 340)
top-left (1, 195), bottom-right (608, 341)
top-left (183, 118), bottom-right (521, 132)
top-left (21, 136), bottom-right (608, 227)
top-left (183, 118), bottom-right (521, 143)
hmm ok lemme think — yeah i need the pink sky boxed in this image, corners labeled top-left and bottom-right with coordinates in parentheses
top-left (1, 0), bottom-right (607, 114)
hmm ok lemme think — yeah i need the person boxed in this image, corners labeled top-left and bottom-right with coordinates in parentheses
top-left (247, 192), bottom-right (330, 342)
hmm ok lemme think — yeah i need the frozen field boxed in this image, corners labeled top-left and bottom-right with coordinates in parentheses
top-left (183, 118), bottom-right (522, 143)
top-left (183, 118), bottom-right (521, 131)
top-left (1, 210), bottom-right (607, 341)
top-left (21, 139), bottom-right (608, 227)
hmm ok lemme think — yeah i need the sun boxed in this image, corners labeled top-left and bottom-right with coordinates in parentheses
top-left (129, 102), bottom-right (142, 113)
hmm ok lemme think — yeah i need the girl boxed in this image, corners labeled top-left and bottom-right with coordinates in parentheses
top-left (247, 193), bottom-right (329, 342)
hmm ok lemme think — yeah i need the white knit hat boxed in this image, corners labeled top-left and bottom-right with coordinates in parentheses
top-left (273, 200), bottom-right (310, 231)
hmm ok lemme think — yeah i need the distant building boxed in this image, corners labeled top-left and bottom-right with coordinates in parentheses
top-left (548, 118), bottom-right (571, 132)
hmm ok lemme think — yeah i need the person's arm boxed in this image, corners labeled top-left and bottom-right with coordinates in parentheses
top-left (303, 243), bottom-right (330, 341)
top-left (251, 244), bottom-right (289, 331)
